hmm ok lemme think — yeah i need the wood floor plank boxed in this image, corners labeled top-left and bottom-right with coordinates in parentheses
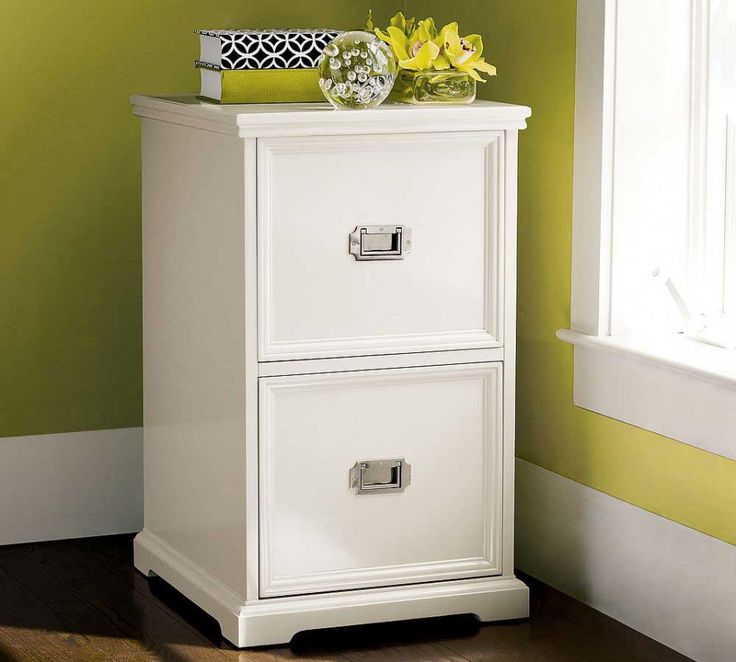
top-left (59, 537), bottom-right (350, 662)
top-left (439, 574), bottom-right (692, 662)
top-left (0, 564), bottom-right (110, 661)
top-left (340, 643), bottom-right (467, 662)
top-left (0, 541), bottom-right (225, 661)
top-left (0, 537), bottom-right (693, 661)
top-left (0, 537), bottom-right (347, 662)
top-left (70, 538), bottom-right (239, 655)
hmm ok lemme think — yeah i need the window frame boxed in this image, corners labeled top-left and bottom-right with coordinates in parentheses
top-left (561, 0), bottom-right (736, 460)
top-left (726, 114), bottom-right (736, 313)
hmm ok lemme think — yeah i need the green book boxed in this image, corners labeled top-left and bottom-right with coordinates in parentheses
top-left (196, 62), bottom-right (324, 104)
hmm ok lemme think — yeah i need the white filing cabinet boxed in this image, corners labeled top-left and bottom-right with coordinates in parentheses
top-left (131, 95), bottom-right (531, 647)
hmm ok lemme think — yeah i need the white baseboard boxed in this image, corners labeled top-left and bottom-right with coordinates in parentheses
top-left (0, 427), bottom-right (143, 546)
top-left (516, 458), bottom-right (736, 662)
top-left (2, 431), bottom-right (732, 659)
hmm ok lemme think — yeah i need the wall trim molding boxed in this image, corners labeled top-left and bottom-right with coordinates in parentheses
top-left (516, 457), bottom-right (736, 662)
top-left (0, 427), bottom-right (143, 546)
top-left (4, 431), bottom-right (733, 660)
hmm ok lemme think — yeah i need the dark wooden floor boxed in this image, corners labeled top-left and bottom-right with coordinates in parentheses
top-left (0, 535), bottom-right (690, 662)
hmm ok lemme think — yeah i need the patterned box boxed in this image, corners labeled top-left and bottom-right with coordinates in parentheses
top-left (197, 29), bottom-right (341, 70)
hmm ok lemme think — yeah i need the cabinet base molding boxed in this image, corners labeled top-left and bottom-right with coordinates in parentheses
top-left (134, 530), bottom-right (529, 648)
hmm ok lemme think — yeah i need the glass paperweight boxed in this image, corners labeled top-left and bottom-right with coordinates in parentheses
top-left (318, 31), bottom-right (397, 110)
top-left (391, 70), bottom-right (477, 105)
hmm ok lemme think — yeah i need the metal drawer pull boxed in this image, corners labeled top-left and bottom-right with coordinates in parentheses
top-left (349, 225), bottom-right (412, 261)
top-left (350, 459), bottom-right (411, 494)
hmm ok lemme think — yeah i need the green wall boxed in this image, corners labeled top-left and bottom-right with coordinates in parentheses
top-left (405, 0), bottom-right (736, 545)
top-left (0, 1), bottom-right (391, 438)
top-left (3, 1), bottom-right (734, 545)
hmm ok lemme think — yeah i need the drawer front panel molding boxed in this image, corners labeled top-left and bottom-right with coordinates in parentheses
top-left (259, 363), bottom-right (504, 597)
top-left (257, 132), bottom-right (505, 361)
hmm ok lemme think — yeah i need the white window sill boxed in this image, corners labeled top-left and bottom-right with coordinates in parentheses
top-left (556, 329), bottom-right (736, 461)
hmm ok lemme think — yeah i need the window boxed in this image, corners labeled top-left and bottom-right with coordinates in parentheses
top-left (726, 113), bottom-right (736, 312)
top-left (691, 0), bottom-right (736, 321)
top-left (560, 0), bottom-right (736, 460)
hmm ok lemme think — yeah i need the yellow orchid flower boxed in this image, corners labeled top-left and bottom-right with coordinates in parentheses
top-left (399, 40), bottom-right (440, 71)
top-left (410, 17), bottom-right (437, 43)
top-left (377, 14), bottom-right (441, 71)
top-left (375, 25), bottom-right (411, 60)
top-left (389, 11), bottom-right (415, 35)
top-left (430, 21), bottom-right (459, 70)
top-left (389, 10), bottom-right (404, 30)
top-left (402, 17), bottom-right (439, 65)
top-left (443, 29), bottom-right (497, 81)
top-left (444, 30), bottom-right (478, 66)
top-left (371, 10), bottom-right (497, 81)
top-left (468, 58), bottom-right (498, 80)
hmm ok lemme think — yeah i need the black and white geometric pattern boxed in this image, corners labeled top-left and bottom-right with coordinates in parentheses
top-left (197, 29), bottom-right (341, 70)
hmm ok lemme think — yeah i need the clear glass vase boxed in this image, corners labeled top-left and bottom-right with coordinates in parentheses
top-left (390, 69), bottom-right (476, 104)
top-left (318, 31), bottom-right (397, 110)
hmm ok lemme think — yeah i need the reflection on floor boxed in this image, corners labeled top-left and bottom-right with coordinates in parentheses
top-left (0, 534), bottom-right (691, 661)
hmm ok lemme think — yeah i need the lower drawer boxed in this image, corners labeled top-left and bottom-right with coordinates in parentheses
top-left (258, 362), bottom-right (504, 598)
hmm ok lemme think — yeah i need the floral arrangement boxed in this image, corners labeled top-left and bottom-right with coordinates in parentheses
top-left (367, 11), bottom-right (497, 81)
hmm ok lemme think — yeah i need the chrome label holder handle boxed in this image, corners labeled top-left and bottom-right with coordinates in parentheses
top-left (349, 458), bottom-right (411, 495)
top-left (349, 225), bottom-right (411, 261)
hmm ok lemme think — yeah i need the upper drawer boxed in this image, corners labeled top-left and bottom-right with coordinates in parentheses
top-left (257, 132), bottom-right (505, 361)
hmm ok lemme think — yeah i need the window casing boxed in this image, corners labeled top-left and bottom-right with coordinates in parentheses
top-left (692, 0), bottom-right (736, 318)
top-left (571, 0), bottom-right (735, 336)
top-left (562, 0), bottom-right (736, 460)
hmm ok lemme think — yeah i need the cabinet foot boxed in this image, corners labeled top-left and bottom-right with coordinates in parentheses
top-left (134, 530), bottom-right (529, 648)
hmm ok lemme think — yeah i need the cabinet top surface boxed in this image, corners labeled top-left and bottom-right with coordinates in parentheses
top-left (131, 95), bottom-right (531, 136)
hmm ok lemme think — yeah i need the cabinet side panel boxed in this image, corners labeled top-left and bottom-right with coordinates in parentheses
top-left (502, 130), bottom-right (518, 578)
top-left (141, 119), bottom-right (247, 596)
